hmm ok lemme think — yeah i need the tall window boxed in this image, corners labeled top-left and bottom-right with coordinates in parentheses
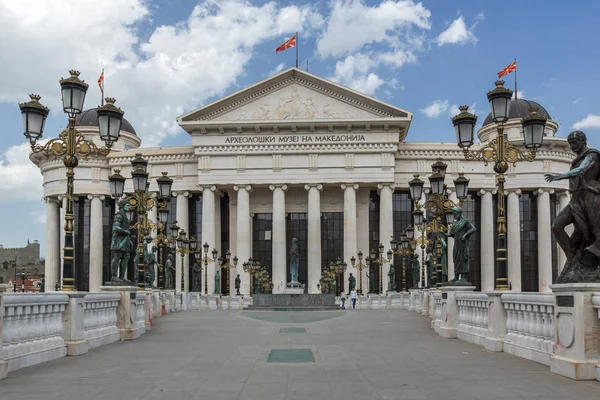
top-left (188, 194), bottom-right (203, 290)
top-left (253, 214), bottom-right (273, 277)
top-left (368, 192), bottom-right (380, 290)
top-left (220, 193), bottom-right (230, 294)
top-left (102, 199), bottom-right (116, 285)
top-left (463, 193), bottom-right (481, 291)
top-left (520, 192), bottom-right (539, 291)
top-left (286, 213), bottom-right (308, 284)
top-left (392, 191), bottom-right (413, 290)
top-left (321, 212), bottom-right (344, 289)
top-left (74, 197), bottom-right (90, 291)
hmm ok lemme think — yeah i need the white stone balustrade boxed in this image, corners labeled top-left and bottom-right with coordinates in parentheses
top-left (2, 293), bottom-right (68, 372)
top-left (175, 292), bottom-right (183, 311)
top-left (135, 293), bottom-right (147, 334)
top-left (591, 292), bottom-right (600, 382)
top-left (456, 292), bottom-right (489, 346)
top-left (83, 293), bottom-right (120, 349)
top-left (432, 292), bottom-right (442, 331)
top-left (502, 293), bottom-right (555, 365)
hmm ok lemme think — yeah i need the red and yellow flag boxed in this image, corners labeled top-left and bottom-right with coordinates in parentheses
top-left (276, 34), bottom-right (296, 53)
top-left (497, 60), bottom-right (516, 79)
top-left (98, 69), bottom-right (104, 91)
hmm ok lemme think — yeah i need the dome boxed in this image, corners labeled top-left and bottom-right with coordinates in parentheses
top-left (75, 108), bottom-right (137, 136)
top-left (482, 98), bottom-right (551, 127)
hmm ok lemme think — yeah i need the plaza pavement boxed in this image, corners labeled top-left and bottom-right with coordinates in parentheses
top-left (1, 308), bottom-right (599, 400)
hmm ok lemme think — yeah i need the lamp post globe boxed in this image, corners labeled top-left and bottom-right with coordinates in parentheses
top-left (453, 173), bottom-right (470, 201)
top-left (408, 174), bottom-right (424, 201)
top-left (156, 172), bottom-right (174, 199)
top-left (522, 107), bottom-right (548, 149)
top-left (96, 97), bottom-right (124, 148)
top-left (486, 80), bottom-right (513, 124)
top-left (59, 70), bottom-right (88, 115)
top-left (19, 94), bottom-right (49, 142)
top-left (109, 169), bottom-right (126, 198)
top-left (451, 105), bottom-right (478, 148)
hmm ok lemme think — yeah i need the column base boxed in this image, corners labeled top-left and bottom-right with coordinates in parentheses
top-left (0, 361), bottom-right (7, 380)
top-left (65, 339), bottom-right (89, 356)
top-left (551, 355), bottom-right (598, 380)
top-left (119, 327), bottom-right (143, 341)
top-left (484, 337), bottom-right (504, 352)
top-left (438, 327), bottom-right (457, 339)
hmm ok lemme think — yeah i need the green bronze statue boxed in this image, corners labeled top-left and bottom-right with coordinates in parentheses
top-left (214, 270), bottom-right (221, 294)
top-left (110, 199), bottom-right (133, 284)
top-left (164, 254), bottom-right (175, 289)
top-left (192, 262), bottom-right (202, 292)
top-left (348, 273), bottom-right (356, 293)
top-left (235, 274), bottom-right (241, 295)
top-left (369, 270), bottom-right (375, 293)
top-left (145, 245), bottom-right (158, 287)
top-left (425, 245), bottom-right (434, 287)
top-left (446, 207), bottom-right (476, 283)
top-left (411, 253), bottom-right (420, 288)
top-left (388, 265), bottom-right (396, 291)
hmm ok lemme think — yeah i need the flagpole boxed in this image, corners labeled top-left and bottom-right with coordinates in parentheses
top-left (295, 32), bottom-right (298, 68)
top-left (514, 58), bottom-right (517, 99)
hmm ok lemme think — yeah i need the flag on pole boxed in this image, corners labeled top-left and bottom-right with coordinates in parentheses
top-left (497, 60), bottom-right (516, 79)
top-left (275, 34), bottom-right (297, 53)
top-left (98, 69), bottom-right (105, 105)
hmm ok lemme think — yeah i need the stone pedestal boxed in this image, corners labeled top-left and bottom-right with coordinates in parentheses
top-left (409, 289), bottom-right (419, 311)
top-left (101, 286), bottom-right (143, 341)
top-left (62, 293), bottom-right (89, 355)
top-left (208, 295), bottom-right (219, 310)
top-left (439, 286), bottom-right (475, 339)
top-left (200, 295), bottom-right (208, 310)
top-left (180, 292), bottom-right (188, 311)
top-left (230, 296), bottom-right (241, 310)
top-left (0, 284), bottom-right (8, 380)
top-left (421, 289), bottom-right (430, 316)
top-left (388, 292), bottom-right (401, 309)
top-left (369, 294), bottom-right (381, 309)
top-left (484, 292), bottom-right (507, 352)
top-left (359, 295), bottom-right (368, 309)
top-left (144, 292), bottom-right (152, 331)
top-left (549, 283), bottom-right (600, 380)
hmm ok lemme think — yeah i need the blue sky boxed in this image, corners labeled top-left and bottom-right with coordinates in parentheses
top-left (0, 0), bottom-right (599, 255)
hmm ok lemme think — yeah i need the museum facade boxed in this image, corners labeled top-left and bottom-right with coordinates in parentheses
top-left (35, 68), bottom-right (573, 295)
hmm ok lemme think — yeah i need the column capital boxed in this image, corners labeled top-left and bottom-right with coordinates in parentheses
top-left (537, 188), bottom-right (554, 195)
top-left (172, 190), bottom-right (192, 198)
top-left (478, 188), bottom-right (494, 196)
top-left (233, 185), bottom-right (252, 192)
top-left (376, 183), bottom-right (395, 192)
top-left (44, 196), bottom-right (61, 204)
top-left (269, 184), bottom-right (288, 191)
top-left (86, 194), bottom-right (106, 201)
top-left (506, 189), bottom-right (522, 196)
top-left (198, 184), bottom-right (217, 192)
top-left (304, 183), bottom-right (323, 191)
top-left (341, 183), bottom-right (359, 191)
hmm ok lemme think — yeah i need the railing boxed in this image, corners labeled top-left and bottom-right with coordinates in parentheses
top-left (432, 292), bottom-right (442, 330)
top-left (135, 293), bottom-right (147, 332)
top-left (83, 293), bottom-right (120, 349)
top-left (456, 292), bottom-right (489, 346)
top-left (501, 293), bottom-right (555, 365)
top-left (2, 293), bottom-right (69, 371)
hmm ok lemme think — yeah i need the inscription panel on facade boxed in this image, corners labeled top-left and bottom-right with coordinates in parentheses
top-left (224, 134), bottom-right (367, 145)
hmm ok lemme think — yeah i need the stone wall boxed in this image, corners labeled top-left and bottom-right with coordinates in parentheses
top-left (0, 241), bottom-right (43, 284)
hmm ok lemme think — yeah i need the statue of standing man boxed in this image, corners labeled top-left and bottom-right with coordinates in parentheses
top-left (110, 199), bottom-right (133, 284)
top-left (446, 207), bottom-right (476, 283)
top-left (289, 238), bottom-right (300, 284)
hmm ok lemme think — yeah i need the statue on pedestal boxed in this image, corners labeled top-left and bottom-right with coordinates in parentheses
top-left (253, 276), bottom-right (259, 295)
top-left (192, 263), bottom-right (202, 292)
top-left (110, 199), bottom-right (133, 284)
top-left (369, 270), bottom-right (375, 293)
top-left (214, 270), bottom-right (221, 294)
top-left (425, 245), bottom-right (434, 287)
top-left (411, 253), bottom-right (420, 288)
top-left (388, 265), bottom-right (396, 291)
top-left (164, 254), bottom-right (175, 289)
top-left (348, 273), bottom-right (356, 293)
top-left (235, 274), bottom-right (241, 295)
top-left (446, 207), bottom-right (476, 283)
top-left (545, 130), bottom-right (600, 282)
top-left (289, 237), bottom-right (300, 284)
top-left (145, 245), bottom-right (158, 287)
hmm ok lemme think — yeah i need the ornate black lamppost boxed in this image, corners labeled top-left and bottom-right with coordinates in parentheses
top-left (242, 259), bottom-right (262, 296)
top-left (20, 71), bottom-right (124, 290)
top-left (218, 251), bottom-right (238, 296)
top-left (452, 81), bottom-right (547, 290)
top-left (195, 242), bottom-right (218, 295)
top-left (350, 251), bottom-right (368, 295)
top-left (370, 244), bottom-right (392, 294)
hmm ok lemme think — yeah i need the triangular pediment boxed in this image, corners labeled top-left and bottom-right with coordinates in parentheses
top-left (178, 68), bottom-right (411, 123)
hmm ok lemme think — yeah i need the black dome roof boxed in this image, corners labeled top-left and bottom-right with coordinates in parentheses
top-left (75, 108), bottom-right (137, 136)
top-left (482, 98), bottom-right (551, 127)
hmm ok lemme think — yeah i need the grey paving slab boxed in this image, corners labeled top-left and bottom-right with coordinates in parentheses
top-left (0, 308), bottom-right (599, 400)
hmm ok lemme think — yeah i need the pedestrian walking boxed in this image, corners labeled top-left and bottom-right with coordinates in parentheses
top-left (350, 289), bottom-right (358, 309)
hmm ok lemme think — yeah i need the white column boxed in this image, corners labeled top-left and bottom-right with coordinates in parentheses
top-left (59, 196), bottom-right (67, 288)
top-left (148, 205), bottom-right (158, 288)
top-left (229, 191), bottom-right (238, 295)
top-left (234, 185), bottom-right (251, 295)
top-left (342, 184), bottom-right (359, 293)
top-left (378, 183), bottom-right (393, 293)
top-left (201, 185), bottom-right (216, 294)
top-left (356, 189), bottom-right (370, 294)
top-left (88, 195), bottom-right (104, 292)
top-left (481, 189), bottom-right (495, 292)
top-left (305, 184), bottom-right (322, 294)
top-left (537, 189), bottom-right (553, 292)
top-left (45, 197), bottom-right (61, 292)
top-left (446, 190), bottom-right (458, 281)
top-left (507, 190), bottom-right (522, 291)
top-left (176, 192), bottom-right (190, 292)
top-left (419, 191), bottom-right (428, 287)
top-left (270, 184), bottom-right (287, 293)
top-left (557, 192), bottom-right (570, 275)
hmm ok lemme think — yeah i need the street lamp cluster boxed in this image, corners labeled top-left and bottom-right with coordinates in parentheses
top-left (242, 259), bottom-right (266, 295)
top-left (390, 231), bottom-right (417, 292)
top-left (451, 80), bottom-right (547, 290)
top-left (20, 70), bottom-right (125, 290)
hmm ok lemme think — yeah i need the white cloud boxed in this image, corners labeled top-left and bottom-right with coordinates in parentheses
top-left (421, 100), bottom-right (449, 118)
top-left (437, 13), bottom-right (484, 46)
top-left (317, 0), bottom-right (431, 58)
top-left (448, 102), bottom-right (479, 119)
top-left (571, 114), bottom-right (600, 130)
top-left (0, 142), bottom-right (45, 203)
top-left (573, 97), bottom-right (583, 105)
top-left (0, 0), bottom-right (321, 147)
top-left (512, 90), bottom-right (525, 99)
top-left (268, 63), bottom-right (286, 76)
top-left (30, 210), bottom-right (46, 224)
top-left (330, 53), bottom-right (385, 95)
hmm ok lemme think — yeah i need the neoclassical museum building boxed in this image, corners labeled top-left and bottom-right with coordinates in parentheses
top-left (35, 68), bottom-right (572, 295)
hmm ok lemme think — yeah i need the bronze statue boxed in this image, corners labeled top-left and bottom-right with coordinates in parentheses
top-left (192, 262), bottom-right (202, 292)
top-left (411, 253), bottom-right (420, 287)
top-left (110, 199), bottom-right (133, 283)
top-left (164, 254), bottom-right (175, 289)
top-left (145, 245), bottom-right (158, 287)
top-left (214, 270), bottom-right (221, 294)
top-left (545, 130), bottom-right (600, 282)
top-left (446, 207), bottom-right (476, 283)
top-left (289, 238), bottom-right (300, 283)
top-left (348, 273), bottom-right (356, 293)
top-left (425, 245), bottom-right (434, 287)
top-left (369, 270), bottom-right (375, 293)
top-left (235, 274), bottom-right (241, 295)
top-left (388, 265), bottom-right (396, 291)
